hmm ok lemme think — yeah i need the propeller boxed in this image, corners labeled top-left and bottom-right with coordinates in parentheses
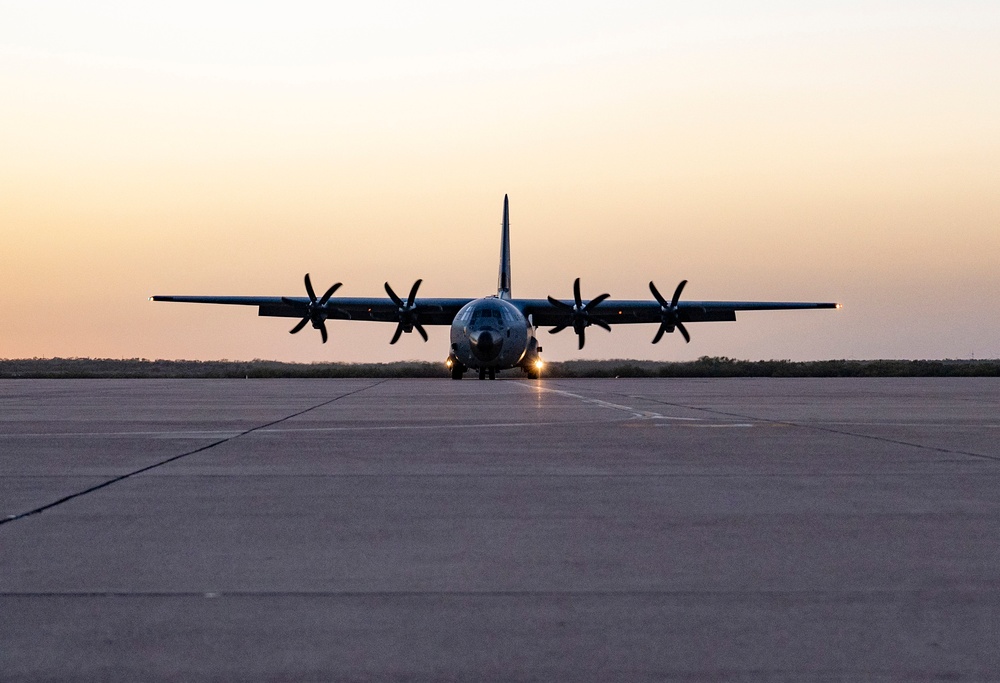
top-left (649, 279), bottom-right (690, 344)
top-left (281, 273), bottom-right (342, 344)
top-left (546, 278), bottom-right (611, 349)
top-left (385, 279), bottom-right (429, 344)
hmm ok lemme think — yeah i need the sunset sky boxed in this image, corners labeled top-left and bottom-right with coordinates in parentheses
top-left (2, 1), bottom-right (998, 363)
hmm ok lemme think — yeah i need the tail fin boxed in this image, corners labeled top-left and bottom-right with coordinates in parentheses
top-left (497, 194), bottom-right (512, 300)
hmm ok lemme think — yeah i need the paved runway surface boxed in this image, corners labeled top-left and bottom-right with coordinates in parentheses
top-left (2, 378), bottom-right (999, 681)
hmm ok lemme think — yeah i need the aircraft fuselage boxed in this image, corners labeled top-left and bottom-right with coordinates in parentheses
top-left (448, 297), bottom-right (538, 376)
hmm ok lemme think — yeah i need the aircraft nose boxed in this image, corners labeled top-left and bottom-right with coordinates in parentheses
top-left (469, 329), bottom-right (502, 361)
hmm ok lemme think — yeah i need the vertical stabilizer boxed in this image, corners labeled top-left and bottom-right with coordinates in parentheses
top-left (497, 194), bottom-right (512, 299)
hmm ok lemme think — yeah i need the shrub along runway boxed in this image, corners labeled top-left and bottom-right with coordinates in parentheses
top-left (2, 378), bottom-right (999, 680)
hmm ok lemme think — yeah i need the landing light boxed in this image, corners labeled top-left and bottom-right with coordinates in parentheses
top-left (445, 359), bottom-right (453, 368)
top-left (534, 359), bottom-right (544, 370)
top-left (836, 303), bottom-right (844, 309)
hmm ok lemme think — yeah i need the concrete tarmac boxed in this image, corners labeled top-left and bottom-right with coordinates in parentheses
top-left (1, 377), bottom-right (999, 681)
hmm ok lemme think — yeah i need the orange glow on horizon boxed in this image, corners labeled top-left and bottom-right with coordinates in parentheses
top-left (2, 3), bottom-right (999, 362)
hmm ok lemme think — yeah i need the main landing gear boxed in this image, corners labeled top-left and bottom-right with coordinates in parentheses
top-left (447, 357), bottom-right (466, 380)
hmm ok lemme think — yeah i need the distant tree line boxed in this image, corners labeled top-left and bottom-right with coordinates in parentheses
top-left (1, 357), bottom-right (999, 379)
top-left (554, 357), bottom-right (1000, 378)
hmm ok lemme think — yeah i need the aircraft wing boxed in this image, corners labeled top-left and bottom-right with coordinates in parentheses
top-left (150, 295), bottom-right (472, 325)
top-left (152, 294), bottom-right (838, 327)
top-left (519, 299), bottom-right (840, 327)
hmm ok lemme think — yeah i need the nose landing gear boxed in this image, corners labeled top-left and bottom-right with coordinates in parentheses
top-left (478, 367), bottom-right (496, 380)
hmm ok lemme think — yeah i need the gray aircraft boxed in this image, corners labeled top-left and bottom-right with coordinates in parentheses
top-left (153, 195), bottom-right (840, 379)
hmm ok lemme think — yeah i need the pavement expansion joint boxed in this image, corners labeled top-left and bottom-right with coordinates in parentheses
top-left (7, 588), bottom-right (998, 598)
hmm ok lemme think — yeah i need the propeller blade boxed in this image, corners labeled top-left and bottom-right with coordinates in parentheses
top-left (390, 323), bottom-right (404, 345)
top-left (414, 323), bottom-right (428, 342)
top-left (584, 293), bottom-right (611, 311)
top-left (649, 281), bottom-right (668, 307)
top-left (318, 282), bottom-right (342, 306)
top-left (290, 317), bottom-right (309, 334)
top-left (551, 280), bottom-right (611, 347)
top-left (319, 321), bottom-right (328, 344)
top-left (650, 280), bottom-right (691, 343)
top-left (671, 280), bottom-right (688, 308)
top-left (407, 279), bottom-right (422, 307)
top-left (677, 320), bottom-right (691, 343)
top-left (304, 273), bottom-right (317, 302)
top-left (384, 282), bottom-right (404, 308)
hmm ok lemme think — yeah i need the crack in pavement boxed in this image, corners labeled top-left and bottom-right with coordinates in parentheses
top-left (0, 379), bottom-right (389, 528)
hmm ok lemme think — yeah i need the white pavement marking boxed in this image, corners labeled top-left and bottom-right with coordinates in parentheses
top-left (516, 382), bottom-right (701, 421)
top-left (658, 423), bottom-right (757, 429)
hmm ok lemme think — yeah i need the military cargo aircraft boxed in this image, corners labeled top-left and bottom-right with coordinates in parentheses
top-left (153, 196), bottom-right (840, 379)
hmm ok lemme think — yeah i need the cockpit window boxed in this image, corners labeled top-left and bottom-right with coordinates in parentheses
top-left (466, 305), bottom-right (517, 324)
top-left (469, 307), bottom-right (509, 323)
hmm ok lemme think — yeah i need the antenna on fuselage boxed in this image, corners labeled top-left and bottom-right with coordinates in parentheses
top-left (498, 194), bottom-right (512, 300)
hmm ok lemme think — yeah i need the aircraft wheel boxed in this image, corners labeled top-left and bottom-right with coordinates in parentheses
top-left (451, 364), bottom-right (464, 380)
top-left (479, 368), bottom-right (486, 380)
top-left (488, 367), bottom-right (496, 380)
